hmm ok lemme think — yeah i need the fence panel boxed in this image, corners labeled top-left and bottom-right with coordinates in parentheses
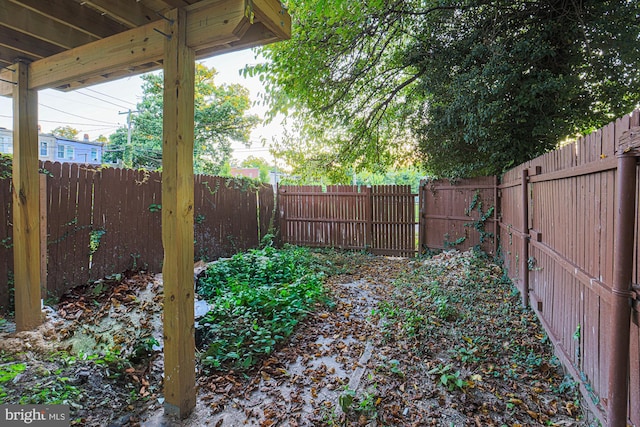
top-left (371, 185), bottom-right (416, 257)
top-left (419, 177), bottom-right (498, 254)
top-left (1, 163), bottom-right (271, 311)
top-left (279, 185), bottom-right (416, 256)
top-left (278, 185), bottom-right (369, 250)
top-left (500, 109), bottom-right (640, 424)
top-left (194, 176), bottom-right (269, 260)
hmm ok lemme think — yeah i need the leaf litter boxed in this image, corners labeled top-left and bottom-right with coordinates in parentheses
top-left (0, 249), bottom-right (596, 426)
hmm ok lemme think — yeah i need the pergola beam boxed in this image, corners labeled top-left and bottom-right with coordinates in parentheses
top-left (161, 8), bottom-right (196, 418)
top-left (0, 0), bottom-right (261, 96)
top-left (12, 60), bottom-right (42, 331)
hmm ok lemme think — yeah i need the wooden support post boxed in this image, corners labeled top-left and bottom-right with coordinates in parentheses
top-left (520, 169), bottom-right (530, 307)
top-left (12, 60), bottom-right (42, 331)
top-left (161, 8), bottom-right (196, 419)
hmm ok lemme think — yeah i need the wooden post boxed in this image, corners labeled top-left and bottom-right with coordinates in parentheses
top-left (520, 169), bottom-right (529, 307)
top-left (418, 180), bottom-right (426, 254)
top-left (40, 173), bottom-right (47, 298)
top-left (365, 186), bottom-right (373, 252)
top-left (12, 60), bottom-right (42, 331)
top-left (161, 8), bottom-right (196, 418)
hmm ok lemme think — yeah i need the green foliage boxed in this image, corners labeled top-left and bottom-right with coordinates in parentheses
top-left (240, 156), bottom-right (273, 184)
top-left (355, 166), bottom-right (425, 193)
top-left (51, 125), bottom-right (79, 140)
top-left (252, 0), bottom-right (640, 178)
top-left (464, 190), bottom-right (495, 244)
top-left (338, 388), bottom-right (355, 413)
top-left (196, 246), bottom-right (328, 371)
top-left (104, 64), bottom-right (259, 173)
top-left (18, 377), bottom-right (81, 405)
top-left (88, 229), bottom-right (106, 255)
top-left (428, 364), bottom-right (469, 392)
top-left (0, 363), bottom-right (25, 383)
top-left (0, 154), bottom-right (11, 179)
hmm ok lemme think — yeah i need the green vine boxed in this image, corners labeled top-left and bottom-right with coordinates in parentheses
top-left (464, 190), bottom-right (495, 244)
top-left (202, 180), bottom-right (221, 195)
top-left (443, 233), bottom-right (466, 249)
top-left (223, 175), bottom-right (263, 192)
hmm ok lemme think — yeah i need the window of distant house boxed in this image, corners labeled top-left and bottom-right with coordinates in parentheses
top-left (66, 146), bottom-right (74, 160)
top-left (40, 141), bottom-right (48, 156)
top-left (57, 145), bottom-right (65, 158)
top-left (0, 137), bottom-right (8, 153)
top-left (91, 148), bottom-right (98, 162)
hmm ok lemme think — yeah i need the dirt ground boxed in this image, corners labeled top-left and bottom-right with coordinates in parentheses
top-left (0, 250), bottom-right (598, 426)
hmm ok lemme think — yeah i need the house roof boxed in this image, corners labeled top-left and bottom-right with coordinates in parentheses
top-left (0, 0), bottom-right (290, 96)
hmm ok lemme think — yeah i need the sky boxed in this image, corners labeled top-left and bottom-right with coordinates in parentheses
top-left (0, 49), bottom-right (279, 164)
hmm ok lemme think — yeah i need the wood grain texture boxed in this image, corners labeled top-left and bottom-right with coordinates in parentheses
top-left (161, 8), bottom-right (196, 418)
top-left (12, 60), bottom-right (41, 331)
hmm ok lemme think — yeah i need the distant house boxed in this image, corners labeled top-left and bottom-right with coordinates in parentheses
top-left (0, 128), bottom-right (104, 165)
top-left (229, 167), bottom-right (260, 179)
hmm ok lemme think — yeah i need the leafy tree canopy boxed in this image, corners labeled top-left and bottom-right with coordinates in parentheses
top-left (250, 0), bottom-right (640, 178)
top-left (240, 155), bottom-right (273, 183)
top-left (105, 64), bottom-right (259, 174)
top-left (51, 126), bottom-right (80, 140)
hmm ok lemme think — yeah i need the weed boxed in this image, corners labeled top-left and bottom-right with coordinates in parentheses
top-left (434, 296), bottom-right (459, 321)
top-left (388, 359), bottom-right (405, 377)
top-left (428, 364), bottom-right (469, 391)
top-left (339, 387), bottom-right (356, 413)
top-left (18, 377), bottom-right (81, 405)
top-left (196, 246), bottom-right (329, 372)
top-left (452, 345), bottom-right (480, 364)
top-left (0, 362), bottom-right (25, 383)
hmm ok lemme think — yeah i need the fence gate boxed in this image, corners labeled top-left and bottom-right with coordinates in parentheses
top-left (278, 185), bottom-right (416, 257)
top-left (418, 177), bottom-right (499, 255)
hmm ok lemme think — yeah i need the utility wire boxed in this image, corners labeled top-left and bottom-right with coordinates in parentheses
top-left (40, 104), bottom-right (118, 125)
top-left (76, 89), bottom-right (133, 110)
top-left (0, 114), bottom-right (120, 128)
top-left (82, 88), bottom-right (137, 107)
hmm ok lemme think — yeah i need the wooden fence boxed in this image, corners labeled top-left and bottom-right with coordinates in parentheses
top-left (0, 161), bottom-right (274, 311)
top-left (500, 109), bottom-right (640, 425)
top-left (418, 176), bottom-right (498, 254)
top-left (278, 185), bottom-right (416, 257)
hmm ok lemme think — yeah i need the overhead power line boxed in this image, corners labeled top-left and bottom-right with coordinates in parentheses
top-left (76, 89), bottom-right (133, 110)
top-left (40, 104), bottom-right (118, 125)
top-left (0, 114), bottom-right (120, 128)
top-left (82, 88), bottom-right (137, 107)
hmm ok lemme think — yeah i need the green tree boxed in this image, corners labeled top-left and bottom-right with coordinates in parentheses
top-left (251, 0), bottom-right (640, 178)
top-left (240, 156), bottom-right (272, 183)
top-left (51, 126), bottom-right (79, 140)
top-left (105, 64), bottom-right (259, 173)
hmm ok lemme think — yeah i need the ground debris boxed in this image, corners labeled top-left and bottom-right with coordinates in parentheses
top-left (0, 250), bottom-right (596, 427)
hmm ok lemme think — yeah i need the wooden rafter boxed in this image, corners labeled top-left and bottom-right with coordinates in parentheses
top-left (7, 0), bottom-right (129, 39)
top-left (79, 0), bottom-right (157, 28)
top-left (0, 1), bottom-right (98, 49)
top-left (0, 0), bottom-right (291, 96)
